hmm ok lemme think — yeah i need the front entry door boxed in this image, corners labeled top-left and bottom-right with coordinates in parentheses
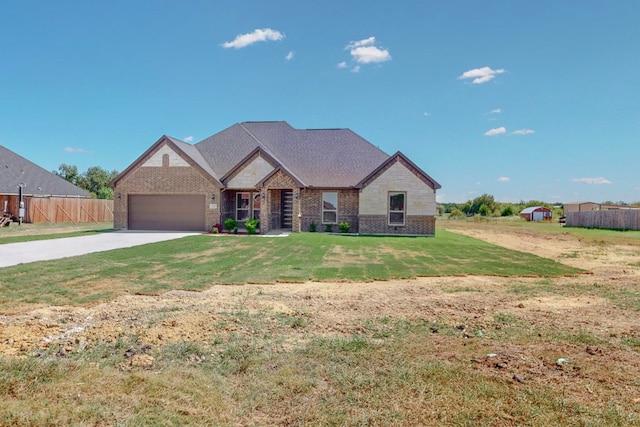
top-left (281, 190), bottom-right (293, 229)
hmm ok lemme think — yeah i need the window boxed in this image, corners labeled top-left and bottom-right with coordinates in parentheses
top-left (388, 192), bottom-right (406, 225)
top-left (236, 192), bottom-right (260, 222)
top-left (322, 192), bottom-right (338, 224)
top-left (236, 192), bottom-right (250, 221)
top-left (252, 193), bottom-right (261, 220)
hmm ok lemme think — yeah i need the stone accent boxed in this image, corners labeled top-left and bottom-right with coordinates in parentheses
top-left (142, 145), bottom-right (190, 167)
top-left (226, 153), bottom-right (275, 188)
top-left (358, 215), bottom-right (436, 236)
top-left (359, 160), bottom-right (437, 216)
top-left (113, 142), bottom-right (219, 231)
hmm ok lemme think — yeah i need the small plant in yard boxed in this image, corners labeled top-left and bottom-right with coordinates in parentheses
top-left (338, 222), bottom-right (350, 233)
top-left (224, 218), bottom-right (237, 232)
top-left (244, 219), bottom-right (259, 234)
top-left (309, 222), bottom-right (317, 232)
top-left (211, 223), bottom-right (222, 234)
top-left (324, 223), bottom-right (333, 233)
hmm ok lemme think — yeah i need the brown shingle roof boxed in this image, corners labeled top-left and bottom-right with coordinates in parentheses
top-left (195, 121), bottom-right (390, 188)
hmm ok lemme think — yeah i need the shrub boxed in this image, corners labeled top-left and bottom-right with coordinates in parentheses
top-left (324, 223), bottom-right (333, 233)
top-left (338, 222), bottom-right (350, 233)
top-left (212, 223), bottom-right (222, 233)
top-left (224, 218), bottom-right (237, 231)
top-left (244, 219), bottom-right (260, 234)
top-left (309, 222), bottom-right (317, 232)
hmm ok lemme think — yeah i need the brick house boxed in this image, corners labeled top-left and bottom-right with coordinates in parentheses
top-left (111, 121), bottom-right (441, 235)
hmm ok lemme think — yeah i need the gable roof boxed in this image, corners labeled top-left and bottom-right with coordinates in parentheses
top-left (195, 121), bottom-right (390, 188)
top-left (111, 136), bottom-right (222, 187)
top-left (0, 145), bottom-right (90, 197)
top-left (355, 151), bottom-right (442, 190)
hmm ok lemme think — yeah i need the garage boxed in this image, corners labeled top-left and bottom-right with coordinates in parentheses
top-left (128, 194), bottom-right (205, 231)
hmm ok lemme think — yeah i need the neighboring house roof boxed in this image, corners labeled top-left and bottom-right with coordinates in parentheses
top-left (195, 121), bottom-right (391, 188)
top-left (0, 145), bottom-right (90, 197)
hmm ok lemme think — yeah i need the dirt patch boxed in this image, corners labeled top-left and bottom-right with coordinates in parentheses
top-left (1, 223), bottom-right (640, 416)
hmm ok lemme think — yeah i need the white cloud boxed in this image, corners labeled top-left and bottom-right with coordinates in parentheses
top-left (423, 112), bottom-right (430, 117)
top-left (341, 36), bottom-right (391, 69)
top-left (64, 147), bottom-right (90, 153)
top-left (459, 66), bottom-right (505, 84)
top-left (285, 51), bottom-right (294, 61)
top-left (346, 37), bottom-right (376, 49)
top-left (484, 127), bottom-right (506, 136)
top-left (337, 61), bottom-right (348, 69)
top-left (572, 177), bottom-right (612, 185)
top-left (222, 28), bottom-right (284, 49)
top-left (490, 108), bottom-right (502, 114)
top-left (350, 46), bottom-right (391, 64)
top-left (511, 129), bottom-right (535, 135)
top-left (183, 136), bottom-right (194, 143)
top-left (497, 177), bottom-right (510, 182)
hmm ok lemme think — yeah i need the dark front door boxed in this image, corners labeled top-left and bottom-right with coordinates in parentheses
top-left (281, 190), bottom-right (293, 229)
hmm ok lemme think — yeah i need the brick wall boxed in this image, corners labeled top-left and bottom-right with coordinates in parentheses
top-left (113, 142), bottom-right (219, 230)
top-left (358, 215), bottom-right (436, 236)
top-left (300, 189), bottom-right (359, 233)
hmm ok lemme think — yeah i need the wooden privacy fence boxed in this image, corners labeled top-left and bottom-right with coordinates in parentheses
top-left (566, 210), bottom-right (640, 231)
top-left (25, 197), bottom-right (114, 224)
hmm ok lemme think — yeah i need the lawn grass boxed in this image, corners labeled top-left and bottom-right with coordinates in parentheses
top-left (0, 230), bottom-right (581, 313)
top-left (0, 222), bottom-right (114, 244)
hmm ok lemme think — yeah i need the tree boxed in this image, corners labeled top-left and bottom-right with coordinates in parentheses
top-left (54, 164), bottom-right (119, 199)
top-left (500, 205), bottom-right (515, 217)
top-left (53, 164), bottom-right (80, 186)
top-left (462, 194), bottom-right (498, 216)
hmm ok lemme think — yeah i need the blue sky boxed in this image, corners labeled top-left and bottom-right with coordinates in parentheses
top-left (2, 1), bottom-right (639, 203)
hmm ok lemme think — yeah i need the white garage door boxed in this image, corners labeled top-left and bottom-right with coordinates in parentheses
top-left (128, 195), bottom-right (205, 231)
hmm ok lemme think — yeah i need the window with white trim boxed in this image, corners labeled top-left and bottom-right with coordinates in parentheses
top-left (388, 192), bottom-right (406, 225)
top-left (236, 192), bottom-right (251, 222)
top-left (322, 192), bottom-right (338, 224)
top-left (236, 192), bottom-right (260, 222)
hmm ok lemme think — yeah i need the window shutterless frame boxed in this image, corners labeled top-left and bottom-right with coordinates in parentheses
top-left (322, 192), bottom-right (338, 224)
top-left (388, 192), bottom-right (406, 226)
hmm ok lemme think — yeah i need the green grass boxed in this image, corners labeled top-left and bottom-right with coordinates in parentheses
top-left (0, 231), bottom-right (581, 313)
top-left (0, 222), bottom-right (114, 244)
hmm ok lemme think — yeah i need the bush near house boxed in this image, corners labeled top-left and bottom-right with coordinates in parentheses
top-left (338, 222), bottom-right (350, 233)
top-left (244, 219), bottom-right (259, 234)
top-left (224, 218), bottom-right (237, 231)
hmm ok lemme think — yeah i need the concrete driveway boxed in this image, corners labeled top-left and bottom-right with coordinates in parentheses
top-left (0, 231), bottom-right (200, 268)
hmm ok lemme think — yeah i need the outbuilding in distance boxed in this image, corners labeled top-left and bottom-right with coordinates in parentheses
top-left (520, 206), bottom-right (552, 222)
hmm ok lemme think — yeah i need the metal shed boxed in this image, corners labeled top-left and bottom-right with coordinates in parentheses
top-left (520, 206), bottom-right (552, 221)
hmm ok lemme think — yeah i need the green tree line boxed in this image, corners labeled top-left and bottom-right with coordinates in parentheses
top-left (440, 194), bottom-right (640, 219)
top-left (439, 193), bottom-right (560, 218)
top-left (54, 164), bottom-right (119, 199)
